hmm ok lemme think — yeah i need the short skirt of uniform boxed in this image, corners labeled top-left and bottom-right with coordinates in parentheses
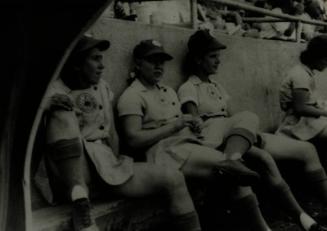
top-left (83, 139), bottom-right (134, 186)
top-left (146, 127), bottom-right (226, 170)
top-left (198, 111), bottom-right (259, 149)
top-left (276, 112), bottom-right (327, 140)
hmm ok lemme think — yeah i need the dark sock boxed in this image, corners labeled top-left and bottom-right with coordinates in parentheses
top-left (172, 211), bottom-right (201, 231)
top-left (271, 181), bottom-right (303, 217)
top-left (306, 168), bottom-right (327, 204)
top-left (47, 138), bottom-right (86, 199)
top-left (232, 194), bottom-right (269, 231)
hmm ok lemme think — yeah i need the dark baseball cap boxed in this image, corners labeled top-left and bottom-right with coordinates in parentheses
top-left (188, 30), bottom-right (226, 56)
top-left (133, 39), bottom-right (173, 61)
top-left (74, 35), bottom-right (110, 53)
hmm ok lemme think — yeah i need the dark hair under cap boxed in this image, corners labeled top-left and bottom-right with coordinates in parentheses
top-left (306, 35), bottom-right (327, 58)
top-left (188, 30), bottom-right (226, 56)
top-left (301, 35), bottom-right (327, 65)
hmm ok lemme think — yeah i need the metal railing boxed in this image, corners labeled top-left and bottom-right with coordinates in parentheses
top-left (192, 0), bottom-right (327, 42)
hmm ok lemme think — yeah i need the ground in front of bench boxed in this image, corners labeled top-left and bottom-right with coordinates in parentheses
top-left (33, 198), bottom-right (170, 231)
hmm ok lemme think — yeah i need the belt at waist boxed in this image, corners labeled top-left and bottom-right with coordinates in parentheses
top-left (201, 114), bottom-right (227, 121)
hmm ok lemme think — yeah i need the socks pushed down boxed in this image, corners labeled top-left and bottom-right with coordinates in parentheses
top-left (232, 194), bottom-right (270, 231)
top-left (71, 185), bottom-right (88, 201)
top-left (306, 168), bottom-right (327, 204)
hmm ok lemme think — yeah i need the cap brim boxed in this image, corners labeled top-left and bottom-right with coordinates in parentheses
top-left (77, 37), bottom-right (110, 53)
top-left (85, 39), bottom-right (110, 51)
top-left (212, 41), bottom-right (226, 50)
top-left (144, 50), bottom-right (173, 61)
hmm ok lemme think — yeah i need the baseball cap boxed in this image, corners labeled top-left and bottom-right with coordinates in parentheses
top-left (133, 39), bottom-right (173, 61)
top-left (188, 30), bottom-right (226, 56)
top-left (74, 35), bottom-right (110, 54)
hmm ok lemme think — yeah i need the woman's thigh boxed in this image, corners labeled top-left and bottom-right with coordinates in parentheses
top-left (180, 146), bottom-right (226, 178)
top-left (112, 163), bottom-right (182, 197)
top-left (261, 133), bottom-right (317, 162)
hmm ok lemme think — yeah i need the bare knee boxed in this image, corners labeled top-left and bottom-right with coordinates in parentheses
top-left (299, 142), bottom-right (319, 163)
top-left (231, 186), bottom-right (253, 200)
top-left (160, 168), bottom-right (187, 193)
top-left (256, 149), bottom-right (276, 168)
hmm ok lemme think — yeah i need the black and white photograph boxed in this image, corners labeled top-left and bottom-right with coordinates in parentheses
top-left (3, 0), bottom-right (327, 230)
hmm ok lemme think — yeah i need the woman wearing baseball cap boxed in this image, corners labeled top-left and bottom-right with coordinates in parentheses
top-left (118, 38), bottom-right (281, 230)
top-left (277, 35), bottom-right (327, 146)
top-left (45, 35), bottom-right (203, 231)
top-left (178, 30), bottom-right (327, 231)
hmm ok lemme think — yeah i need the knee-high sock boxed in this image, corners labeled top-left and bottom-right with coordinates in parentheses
top-left (224, 135), bottom-right (251, 160)
top-left (172, 211), bottom-right (201, 231)
top-left (231, 194), bottom-right (270, 231)
top-left (305, 168), bottom-right (327, 204)
top-left (47, 138), bottom-right (88, 201)
top-left (271, 181), bottom-right (303, 217)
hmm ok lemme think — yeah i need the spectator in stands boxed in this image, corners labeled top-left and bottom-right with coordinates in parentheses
top-left (44, 35), bottom-right (205, 231)
top-left (117, 38), bottom-right (284, 231)
top-left (113, 1), bottom-right (137, 21)
top-left (179, 30), bottom-right (327, 231)
top-left (254, 0), bottom-right (298, 40)
top-left (305, 0), bottom-right (326, 20)
top-left (294, 1), bottom-right (318, 41)
top-left (277, 35), bottom-right (327, 167)
top-left (198, 1), bottom-right (246, 35)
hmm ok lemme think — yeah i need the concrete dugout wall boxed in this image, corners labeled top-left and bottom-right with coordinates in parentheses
top-left (89, 18), bottom-right (327, 132)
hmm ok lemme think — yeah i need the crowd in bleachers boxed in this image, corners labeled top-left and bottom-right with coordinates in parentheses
top-left (198, 0), bottom-right (327, 41)
top-left (107, 0), bottom-right (327, 42)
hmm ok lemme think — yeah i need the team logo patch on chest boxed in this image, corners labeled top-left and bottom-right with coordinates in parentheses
top-left (75, 93), bottom-right (97, 113)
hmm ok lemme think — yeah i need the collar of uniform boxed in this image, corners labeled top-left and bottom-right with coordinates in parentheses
top-left (189, 75), bottom-right (218, 86)
top-left (57, 77), bottom-right (100, 93)
top-left (302, 63), bottom-right (315, 77)
top-left (131, 78), bottom-right (165, 92)
top-left (56, 78), bottom-right (72, 94)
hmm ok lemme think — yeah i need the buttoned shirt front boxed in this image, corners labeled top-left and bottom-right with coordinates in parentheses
top-left (117, 78), bottom-right (182, 129)
top-left (178, 75), bottom-right (230, 118)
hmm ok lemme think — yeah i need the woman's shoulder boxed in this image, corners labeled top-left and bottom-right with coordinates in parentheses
top-left (46, 78), bottom-right (70, 97)
top-left (286, 64), bottom-right (311, 80)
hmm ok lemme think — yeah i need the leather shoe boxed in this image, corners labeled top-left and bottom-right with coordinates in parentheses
top-left (214, 159), bottom-right (260, 186)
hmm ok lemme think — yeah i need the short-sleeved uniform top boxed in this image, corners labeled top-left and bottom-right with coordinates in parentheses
top-left (118, 78), bottom-right (225, 169)
top-left (45, 78), bottom-right (133, 185)
top-left (178, 75), bottom-right (230, 118)
top-left (117, 78), bottom-right (182, 129)
top-left (277, 64), bottom-right (327, 140)
top-left (178, 75), bottom-right (258, 148)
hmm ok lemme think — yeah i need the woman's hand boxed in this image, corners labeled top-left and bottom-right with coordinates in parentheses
top-left (174, 114), bottom-right (203, 134)
top-left (189, 116), bottom-right (204, 134)
top-left (49, 94), bottom-right (74, 111)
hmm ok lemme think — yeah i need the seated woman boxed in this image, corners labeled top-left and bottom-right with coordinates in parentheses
top-left (178, 29), bottom-right (327, 231)
top-left (277, 36), bottom-right (327, 170)
top-left (117, 39), bottom-right (290, 231)
top-left (44, 35), bottom-right (203, 231)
